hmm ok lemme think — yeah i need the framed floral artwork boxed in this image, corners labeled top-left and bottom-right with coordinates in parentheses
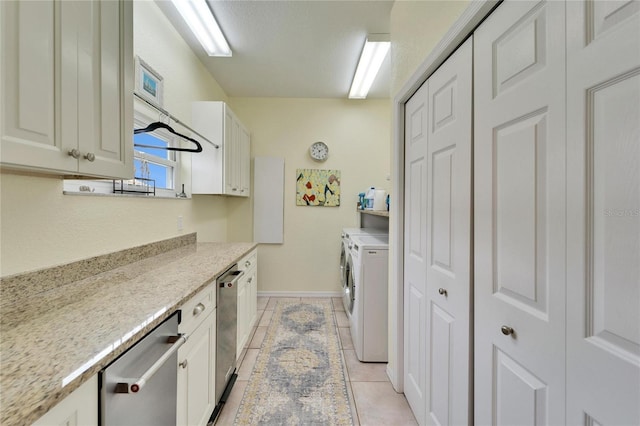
top-left (296, 169), bottom-right (341, 207)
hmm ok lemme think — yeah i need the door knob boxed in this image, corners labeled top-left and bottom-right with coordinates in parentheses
top-left (501, 326), bottom-right (514, 336)
top-left (438, 288), bottom-right (447, 296)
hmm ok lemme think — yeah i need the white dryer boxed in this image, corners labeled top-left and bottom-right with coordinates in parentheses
top-left (346, 234), bottom-right (389, 362)
top-left (340, 228), bottom-right (387, 312)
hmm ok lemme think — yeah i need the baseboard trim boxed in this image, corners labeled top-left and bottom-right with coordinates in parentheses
top-left (257, 291), bottom-right (342, 298)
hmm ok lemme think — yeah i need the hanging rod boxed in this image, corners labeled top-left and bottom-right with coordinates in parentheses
top-left (133, 92), bottom-right (219, 149)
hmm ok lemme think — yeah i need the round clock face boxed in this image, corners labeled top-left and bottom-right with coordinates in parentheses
top-left (310, 141), bottom-right (329, 161)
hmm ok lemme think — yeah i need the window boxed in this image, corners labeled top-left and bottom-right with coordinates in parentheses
top-left (132, 115), bottom-right (181, 195)
top-left (63, 111), bottom-right (183, 198)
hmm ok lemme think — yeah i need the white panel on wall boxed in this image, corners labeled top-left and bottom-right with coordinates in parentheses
top-left (253, 157), bottom-right (284, 244)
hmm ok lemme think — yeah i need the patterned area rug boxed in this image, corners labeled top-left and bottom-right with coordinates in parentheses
top-left (234, 300), bottom-right (353, 425)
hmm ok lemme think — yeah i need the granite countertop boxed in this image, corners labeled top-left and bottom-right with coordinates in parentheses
top-left (0, 234), bottom-right (257, 426)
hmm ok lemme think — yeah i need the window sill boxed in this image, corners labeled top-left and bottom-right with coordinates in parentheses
top-left (62, 191), bottom-right (191, 200)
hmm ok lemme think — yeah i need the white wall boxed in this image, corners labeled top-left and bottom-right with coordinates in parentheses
top-left (229, 97), bottom-right (391, 294)
top-left (0, 1), bottom-right (229, 277)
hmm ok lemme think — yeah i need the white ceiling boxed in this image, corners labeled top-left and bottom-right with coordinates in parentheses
top-left (156, 0), bottom-right (394, 99)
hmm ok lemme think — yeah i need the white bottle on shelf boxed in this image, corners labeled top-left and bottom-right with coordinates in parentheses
top-left (364, 187), bottom-right (375, 210)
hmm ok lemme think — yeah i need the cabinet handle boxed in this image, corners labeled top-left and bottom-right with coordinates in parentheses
top-left (193, 303), bottom-right (205, 317)
top-left (438, 288), bottom-right (447, 296)
top-left (245, 261), bottom-right (251, 268)
top-left (84, 152), bottom-right (95, 162)
top-left (179, 360), bottom-right (188, 369)
top-left (68, 149), bottom-right (81, 159)
top-left (232, 187), bottom-right (238, 191)
top-left (247, 277), bottom-right (252, 284)
top-left (501, 326), bottom-right (515, 336)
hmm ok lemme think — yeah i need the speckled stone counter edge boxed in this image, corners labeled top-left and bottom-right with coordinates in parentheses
top-left (0, 233), bottom-right (197, 310)
top-left (0, 235), bottom-right (257, 426)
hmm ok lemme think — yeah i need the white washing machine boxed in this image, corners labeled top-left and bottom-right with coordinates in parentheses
top-left (340, 228), bottom-right (387, 312)
top-left (346, 234), bottom-right (389, 362)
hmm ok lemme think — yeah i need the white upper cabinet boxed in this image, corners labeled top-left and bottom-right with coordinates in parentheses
top-left (1, 0), bottom-right (133, 179)
top-left (192, 101), bottom-right (250, 197)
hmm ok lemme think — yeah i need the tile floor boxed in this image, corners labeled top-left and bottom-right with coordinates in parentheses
top-left (215, 297), bottom-right (417, 425)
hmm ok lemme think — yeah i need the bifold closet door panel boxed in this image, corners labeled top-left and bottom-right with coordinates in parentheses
top-left (403, 78), bottom-right (429, 426)
top-left (424, 37), bottom-right (473, 426)
top-left (566, 1), bottom-right (640, 424)
top-left (474, 1), bottom-right (567, 425)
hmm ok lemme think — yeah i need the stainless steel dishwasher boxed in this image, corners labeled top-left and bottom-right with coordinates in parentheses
top-left (211, 264), bottom-right (242, 422)
top-left (100, 311), bottom-right (185, 426)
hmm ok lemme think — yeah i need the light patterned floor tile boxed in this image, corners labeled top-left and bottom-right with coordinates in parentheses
top-left (339, 327), bottom-right (354, 350)
top-left (258, 309), bottom-right (273, 326)
top-left (343, 350), bottom-right (389, 382)
top-left (248, 326), bottom-right (267, 348)
top-left (334, 309), bottom-right (350, 327)
top-left (350, 381), bottom-right (418, 426)
top-left (256, 297), bottom-right (268, 310)
top-left (236, 348), bottom-right (259, 381)
top-left (213, 380), bottom-right (247, 425)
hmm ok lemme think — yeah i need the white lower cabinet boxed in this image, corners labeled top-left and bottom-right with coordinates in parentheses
top-left (236, 249), bottom-right (258, 360)
top-left (177, 286), bottom-right (216, 426)
top-left (32, 375), bottom-right (98, 426)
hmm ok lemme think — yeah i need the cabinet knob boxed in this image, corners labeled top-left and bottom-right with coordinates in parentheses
top-left (84, 152), bottom-right (96, 162)
top-left (193, 303), bottom-right (205, 317)
top-left (179, 360), bottom-right (188, 369)
top-left (68, 149), bottom-right (81, 159)
top-left (438, 288), bottom-right (447, 296)
top-left (245, 261), bottom-right (251, 267)
top-left (501, 326), bottom-right (515, 336)
top-left (247, 277), bottom-right (252, 284)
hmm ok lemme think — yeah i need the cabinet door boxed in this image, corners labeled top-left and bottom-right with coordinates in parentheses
top-left (223, 108), bottom-right (236, 195)
top-left (75, 0), bottom-right (133, 178)
top-left (177, 310), bottom-right (216, 426)
top-left (238, 124), bottom-right (251, 197)
top-left (474, 1), bottom-right (566, 424)
top-left (246, 267), bottom-right (257, 328)
top-left (1, 1), bottom-right (75, 172)
top-left (1, 0), bottom-right (132, 178)
top-left (236, 276), bottom-right (248, 358)
top-left (566, 1), bottom-right (640, 424)
top-left (32, 375), bottom-right (98, 426)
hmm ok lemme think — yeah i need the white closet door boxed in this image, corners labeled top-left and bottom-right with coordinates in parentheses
top-left (424, 37), bottom-right (472, 426)
top-left (566, 1), bottom-right (640, 424)
top-left (404, 79), bottom-right (429, 426)
top-left (474, 1), bottom-right (566, 424)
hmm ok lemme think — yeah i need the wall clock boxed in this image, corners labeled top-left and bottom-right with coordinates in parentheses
top-left (309, 141), bottom-right (329, 162)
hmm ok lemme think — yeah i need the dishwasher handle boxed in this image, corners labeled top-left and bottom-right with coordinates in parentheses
top-left (219, 270), bottom-right (244, 288)
top-left (115, 333), bottom-right (187, 394)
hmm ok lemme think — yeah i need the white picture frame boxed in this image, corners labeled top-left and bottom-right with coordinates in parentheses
top-left (135, 56), bottom-right (163, 106)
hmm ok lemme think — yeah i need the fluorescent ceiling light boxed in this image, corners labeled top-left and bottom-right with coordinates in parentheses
top-left (348, 34), bottom-right (390, 99)
top-left (171, 0), bottom-right (231, 57)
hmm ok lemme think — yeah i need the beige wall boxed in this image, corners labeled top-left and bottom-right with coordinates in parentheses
top-left (229, 97), bottom-right (391, 294)
top-left (0, 1), bottom-right (229, 276)
top-left (390, 0), bottom-right (470, 97)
